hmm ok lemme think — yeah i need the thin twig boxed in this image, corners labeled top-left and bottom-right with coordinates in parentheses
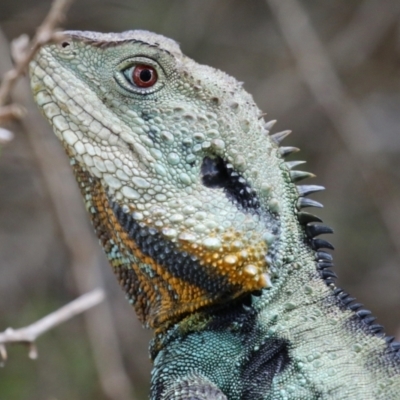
top-left (0, 0), bottom-right (136, 396)
top-left (0, 17), bottom-right (136, 400)
top-left (0, 0), bottom-right (73, 121)
top-left (0, 104), bottom-right (25, 121)
top-left (0, 289), bottom-right (105, 362)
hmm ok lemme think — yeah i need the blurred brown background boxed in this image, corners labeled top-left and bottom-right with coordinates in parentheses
top-left (1, 0), bottom-right (400, 399)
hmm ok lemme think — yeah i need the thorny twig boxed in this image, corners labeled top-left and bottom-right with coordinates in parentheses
top-left (0, 288), bottom-right (105, 365)
top-left (0, 0), bottom-right (73, 123)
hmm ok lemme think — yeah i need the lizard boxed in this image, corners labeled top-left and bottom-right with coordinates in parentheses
top-left (29, 29), bottom-right (400, 399)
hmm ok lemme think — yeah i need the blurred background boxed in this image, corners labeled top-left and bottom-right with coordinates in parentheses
top-left (1, 0), bottom-right (400, 399)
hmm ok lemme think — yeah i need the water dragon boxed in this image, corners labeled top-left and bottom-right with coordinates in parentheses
top-left (29, 30), bottom-right (400, 399)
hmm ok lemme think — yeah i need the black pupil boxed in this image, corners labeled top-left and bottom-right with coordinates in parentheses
top-left (140, 69), bottom-right (152, 82)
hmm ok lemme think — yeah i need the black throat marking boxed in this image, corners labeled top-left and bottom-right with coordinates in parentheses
top-left (111, 200), bottom-right (235, 297)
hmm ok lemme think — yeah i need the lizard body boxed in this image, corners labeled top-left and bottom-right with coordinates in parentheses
top-left (29, 30), bottom-right (400, 399)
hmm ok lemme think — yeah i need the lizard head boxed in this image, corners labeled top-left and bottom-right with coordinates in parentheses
top-left (30, 30), bottom-right (314, 330)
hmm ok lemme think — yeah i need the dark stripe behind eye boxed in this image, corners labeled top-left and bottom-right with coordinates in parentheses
top-left (201, 156), bottom-right (260, 211)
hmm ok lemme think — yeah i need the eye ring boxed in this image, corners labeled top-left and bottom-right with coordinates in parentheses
top-left (115, 57), bottom-right (165, 96)
top-left (131, 64), bottom-right (158, 88)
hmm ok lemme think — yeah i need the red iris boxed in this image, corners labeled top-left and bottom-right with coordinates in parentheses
top-left (132, 65), bottom-right (158, 88)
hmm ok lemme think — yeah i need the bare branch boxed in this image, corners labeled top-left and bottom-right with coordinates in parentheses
top-left (0, 0), bottom-right (136, 390)
top-left (0, 4), bottom-right (136, 394)
top-left (0, 0), bottom-right (74, 122)
top-left (0, 104), bottom-right (25, 121)
top-left (0, 288), bottom-right (105, 362)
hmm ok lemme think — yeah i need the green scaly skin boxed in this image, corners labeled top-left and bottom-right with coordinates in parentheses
top-left (29, 30), bottom-right (400, 399)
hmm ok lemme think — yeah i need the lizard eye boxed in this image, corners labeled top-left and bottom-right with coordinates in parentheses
top-left (116, 58), bottom-right (164, 95)
top-left (125, 64), bottom-right (158, 88)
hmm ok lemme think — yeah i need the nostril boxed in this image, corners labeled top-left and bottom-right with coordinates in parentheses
top-left (61, 41), bottom-right (70, 48)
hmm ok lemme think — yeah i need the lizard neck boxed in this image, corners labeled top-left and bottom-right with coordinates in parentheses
top-left (149, 243), bottom-right (318, 355)
top-left (255, 256), bottom-right (400, 397)
top-left (151, 252), bottom-right (400, 399)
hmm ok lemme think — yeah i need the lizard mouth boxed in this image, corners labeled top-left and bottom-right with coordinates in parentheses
top-left (201, 156), bottom-right (260, 212)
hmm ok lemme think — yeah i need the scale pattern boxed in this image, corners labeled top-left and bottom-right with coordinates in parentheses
top-left (30, 29), bottom-right (400, 399)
